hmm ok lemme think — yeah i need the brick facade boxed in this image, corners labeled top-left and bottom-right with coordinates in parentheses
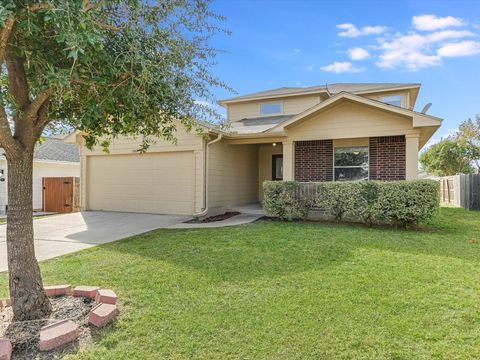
top-left (295, 140), bottom-right (333, 181)
top-left (369, 136), bottom-right (406, 180)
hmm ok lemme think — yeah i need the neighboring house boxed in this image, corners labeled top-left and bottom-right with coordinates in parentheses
top-left (0, 137), bottom-right (80, 213)
top-left (66, 82), bottom-right (442, 216)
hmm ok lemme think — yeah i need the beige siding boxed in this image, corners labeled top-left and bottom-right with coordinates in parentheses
top-left (208, 141), bottom-right (258, 209)
top-left (286, 100), bottom-right (420, 141)
top-left (333, 138), bottom-right (369, 147)
top-left (228, 95), bottom-right (321, 122)
top-left (83, 123), bottom-right (203, 156)
top-left (87, 151), bottom-right (195, 215)
top-left (258, 144), bottom-right (283, 200)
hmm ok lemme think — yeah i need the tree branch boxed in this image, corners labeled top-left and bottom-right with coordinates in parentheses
top-left (26, 91), bottom-right (51, 122)
top-left (6, 51), bottom-right (31, 110)
top-left (28, 3), bottom-right (54, 12)
top-left (34, 99), bottom-right (51, 136)
top-left (0, 104), bottom-right (20, 156)
top-left (0, 17), bottom-right (14, 65)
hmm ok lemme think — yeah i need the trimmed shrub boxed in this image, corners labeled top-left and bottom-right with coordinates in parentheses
top-left (263, 180), bottom-right (440, 227)
top-left (263, 181), bottom-right (310, 221)
top-left (314, 182), bottom-right (361, 221)
top-left (373, 180), bottom-right (440, 227)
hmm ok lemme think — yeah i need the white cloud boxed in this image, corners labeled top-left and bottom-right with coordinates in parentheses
top-left (305, 64), bottom-right (315, 71)
top-left (293, 48), bottom-right (301, 53)
top-left (413, 14), bottom-right (465, 31)
top-left (348, 47), bottom-right (370, 60)
top-left (437, 41), bottom-right (480, 57)
top-left (376, 29), bottom-right (475, 70)
top-left (337, 23), bottom-right (387, 38)
top-left (320, 61), bottom-right (364, 73)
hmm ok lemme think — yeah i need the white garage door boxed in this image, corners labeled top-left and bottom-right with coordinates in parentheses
top-left (87, 152), bottom-right (195, 215)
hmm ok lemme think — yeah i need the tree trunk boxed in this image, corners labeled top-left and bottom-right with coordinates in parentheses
top-left (6, 150), bottom-right (51, 320)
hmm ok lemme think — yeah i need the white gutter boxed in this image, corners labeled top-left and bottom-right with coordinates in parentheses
top-left (193, 133), bottom-right (223, 217)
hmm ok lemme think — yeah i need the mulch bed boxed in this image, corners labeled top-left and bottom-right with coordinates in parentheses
top-left (0, 297), bottom-right (95, 359)
top-left (187, 211), bottom-right (241, 223)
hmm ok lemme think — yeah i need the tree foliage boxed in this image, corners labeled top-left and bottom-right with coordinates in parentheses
top-left (458, 114), bottom-right (480, 171)
top-left (419, 137), bottom-right (478, 176)
top-left (0, 0), bottom-right (229, 151)
top-left (0, 0), bottom-right (229, 320)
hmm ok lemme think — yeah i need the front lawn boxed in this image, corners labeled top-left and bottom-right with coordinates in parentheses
top-left (1, 208), bottom-right (480, 359)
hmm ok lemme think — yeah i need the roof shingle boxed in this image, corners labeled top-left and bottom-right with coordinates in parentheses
top-left (0, 137), bottom-right (79, 163)
top-left (219, 83), bottom-right (420, 103)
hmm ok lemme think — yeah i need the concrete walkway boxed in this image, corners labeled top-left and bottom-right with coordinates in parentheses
top-left (167, 213), bottom-right (263, 229)
top-left (0, 211), bottom-right (189, 273)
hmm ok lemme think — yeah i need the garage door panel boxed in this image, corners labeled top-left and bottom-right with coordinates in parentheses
top-left (87, 152), bottom-right (194, 215)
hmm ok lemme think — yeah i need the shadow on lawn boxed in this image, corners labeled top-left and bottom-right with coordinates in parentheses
top-left (104, 208), bottom-right (480, 285)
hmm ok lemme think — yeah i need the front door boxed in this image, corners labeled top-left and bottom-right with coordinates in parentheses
top-left (272, 155), bottom-right (283, 181)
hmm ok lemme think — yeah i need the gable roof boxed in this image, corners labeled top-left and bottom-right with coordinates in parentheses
top-left (267, 92), bottom-right (442, 133)
top-left (219, 83), bottom-right (420, 105)
top-left (0, 137), bottom-right (80, 163)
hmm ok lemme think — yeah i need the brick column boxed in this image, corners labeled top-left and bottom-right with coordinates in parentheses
top-left (294, 140), bottom-right (333, 181)
top-left (282, 140), bottom-right (294, 181)
top-left (369, 136), bottom-right (406, 181)
top-left (405, 134), bottom-right (420, 180)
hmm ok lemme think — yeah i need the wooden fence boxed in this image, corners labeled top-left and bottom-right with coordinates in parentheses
top-left (439, 174), bottom-right (480, 210)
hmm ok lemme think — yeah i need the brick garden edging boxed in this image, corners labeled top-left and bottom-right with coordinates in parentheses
top-left (1, 285), bottom-right (119, 356)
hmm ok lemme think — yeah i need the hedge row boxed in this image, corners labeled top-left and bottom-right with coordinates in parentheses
top-left (263, 180), bottom-right (440, 227)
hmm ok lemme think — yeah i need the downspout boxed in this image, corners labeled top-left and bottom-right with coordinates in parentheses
top-left (193, 133), bottom-right (223, 217)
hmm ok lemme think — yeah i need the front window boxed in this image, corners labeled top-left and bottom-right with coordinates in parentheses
top-left (334, 146), bottom-right (369, 181)
top-left (380, 95), bottom-right (402, 107)
top-left (260, 102), bottom-right (281, 115)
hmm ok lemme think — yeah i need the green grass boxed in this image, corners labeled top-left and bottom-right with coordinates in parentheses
top-left (2, 208), bottom-right (480, 359)
top-left (0, 218), bottom-right (5, 225)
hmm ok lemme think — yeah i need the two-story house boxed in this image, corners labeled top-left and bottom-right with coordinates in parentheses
top-left (67, 83), bottom-right (442, 216)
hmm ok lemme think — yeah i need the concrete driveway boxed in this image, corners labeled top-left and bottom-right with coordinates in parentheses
top-left (0, 211), bottom-right (189, 273)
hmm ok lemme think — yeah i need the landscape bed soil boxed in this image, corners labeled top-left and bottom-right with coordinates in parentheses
top-left (187, 211), bottom-right (241, 223)
top-left (0, 297), bottom-right (95, 359)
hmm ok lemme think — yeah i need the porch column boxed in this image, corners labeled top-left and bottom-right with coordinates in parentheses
top-left (282, 140), bottom-right (295, 180)
top-left (405, 134), bottom-right (420, 180)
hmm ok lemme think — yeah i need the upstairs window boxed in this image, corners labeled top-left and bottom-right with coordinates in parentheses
top-left (380, 95), bottom-right (402, 107)
top-left (260, 102), bottom-right (282, 115)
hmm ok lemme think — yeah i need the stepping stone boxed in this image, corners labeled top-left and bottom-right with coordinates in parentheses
top-left (73, 286), bottom-right (99, 299)
top-left (45, 285), bottom-right (72, 297)
top-left (88, 303), bottom-right (118, 328)
top-left (0, 339), bottom-right (12, 360)
top-left (39, 320), bottom-right (80, 352)
top-left (95, 289), bottom-right (117, 305)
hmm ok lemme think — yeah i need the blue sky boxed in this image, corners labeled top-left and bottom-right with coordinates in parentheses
top-left (208, 0), bottom-right (480, 146)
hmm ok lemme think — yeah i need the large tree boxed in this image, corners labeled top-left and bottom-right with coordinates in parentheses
top-left (419, 137), bottom-right (478, 176)
top-left (0, 0), bottom-right (227, 320)
top-left (458, 114), bottom-right (480, 172)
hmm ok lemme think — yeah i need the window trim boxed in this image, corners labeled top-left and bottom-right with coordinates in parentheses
top-left (333, 146), bottom-right (370, 182)
top-left (379, 94), bottom-right (403, 108)
top-left (259, 101), bottom-right (283, 116)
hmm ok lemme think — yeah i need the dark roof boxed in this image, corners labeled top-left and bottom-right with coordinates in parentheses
top-left (220, 83), bottom-right (420, 103)
top-left (0, 137), bottom-right (79, 163)
top-left (229, 115), bottom-right (294, 134)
